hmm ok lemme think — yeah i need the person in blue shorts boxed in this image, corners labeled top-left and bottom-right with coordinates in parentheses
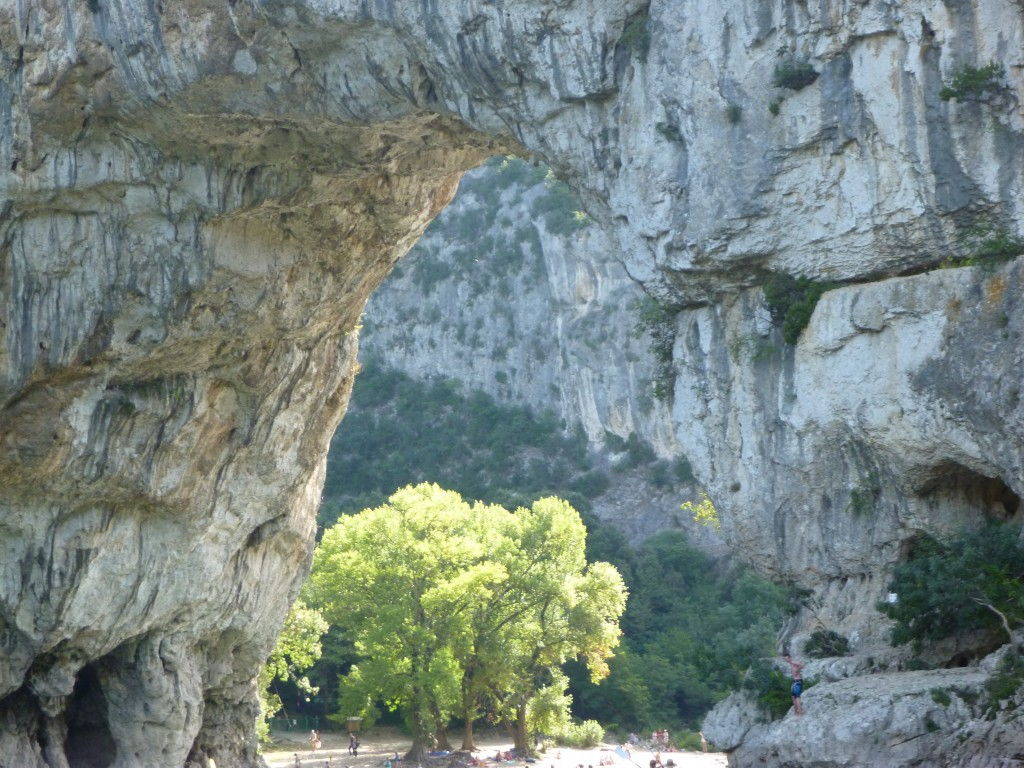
top-left (783, 653), bottom-right (805, 715)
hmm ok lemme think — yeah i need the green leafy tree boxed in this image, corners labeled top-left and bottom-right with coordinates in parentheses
top-left (307, 485), bottom-right (496, 759)
top-left (306, 485), bottom-right (626, 759)
top-left (879, 523), bottom-right (1024, 650)
top-left (257, 600), bottom-right (329, 742)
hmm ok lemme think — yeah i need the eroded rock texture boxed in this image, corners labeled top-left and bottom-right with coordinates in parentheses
top-left (1, 0), bottom-right (1023, 765)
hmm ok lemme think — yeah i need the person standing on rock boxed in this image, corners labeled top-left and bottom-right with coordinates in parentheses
top-left (783, 653), bottom-right (805, 715)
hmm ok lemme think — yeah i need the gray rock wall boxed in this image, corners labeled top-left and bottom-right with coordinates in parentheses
top-left (1, 0), bottom-right (1023, 764)
top-left (674, 263), bottom-right (1024, 645)
top-left (358, 162), bottom-right (720, 545)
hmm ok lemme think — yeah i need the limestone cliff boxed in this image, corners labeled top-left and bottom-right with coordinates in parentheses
top-left (357, 160), bottom-right (719, 546)
top-left (2, 0), bottom-right (1023, 766)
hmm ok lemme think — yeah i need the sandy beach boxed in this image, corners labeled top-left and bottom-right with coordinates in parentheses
top-left (263, 729), bottom-right (726, 768)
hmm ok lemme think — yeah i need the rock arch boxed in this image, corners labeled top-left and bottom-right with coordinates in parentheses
top-left (0, 2), bottom-right (647, 764)
top-left (2, 0), bottom-right (1024, 765)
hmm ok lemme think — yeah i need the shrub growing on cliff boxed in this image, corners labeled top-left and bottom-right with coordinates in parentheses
top-left (742, 660), bottom-right (814, 720)
top-left (985, 650), bottom-right (1024, 715)
top-left (804, 629), bottom-right (850, 658)
top-left (878, 522), bottom-right (1024, 651)
top-left (631, 296), bottom-right (680, 400)
top-left (772, 59), bottom-right (818, 91)
top-left (530, 172), bottom-right (589, 235)
top-left (941, 220), bottom-right (1024, 270)
top-left (762, 273), bottom-right (836, 345)
top-left (939, 62), bottom-right (1006, 102)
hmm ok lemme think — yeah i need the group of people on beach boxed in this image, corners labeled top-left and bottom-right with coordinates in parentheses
top-left (284, 651), bottom-right (805, 768)
top-left (291, 730), bottom-right (361, 767)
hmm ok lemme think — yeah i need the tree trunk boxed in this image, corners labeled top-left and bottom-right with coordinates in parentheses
top-left (405, 738), bottom-right (429, 764)
top-left (460, 673), bottom-right (477, 751)
top-left (428, 698), bottom-right (451, 751)
top-left (461, 715), bottom-right (476, 752)
top-left (407, 679), bottom-right (430, 763)
top-left (434, 725), bottom-right (452, 751)
top-left (512, 702), bottom-right (530, 756)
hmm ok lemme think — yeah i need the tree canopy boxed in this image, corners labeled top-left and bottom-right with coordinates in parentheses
top-left (257, 600), bottom-right (329, 742)
top-left (304, 484), bottom-right (626, 758)
top-left (879, 522), bottom-right (1024, 650)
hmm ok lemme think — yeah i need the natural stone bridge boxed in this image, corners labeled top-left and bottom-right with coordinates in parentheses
top-left (1, 1), bottom-right (1022, 765)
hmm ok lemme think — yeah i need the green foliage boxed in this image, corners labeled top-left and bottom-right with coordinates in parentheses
top-left (617, 432), bottom-right (656, 469)
top-left (567, 531), bottom-right (790, 729)
top-left (257, 601), bottom-right (329, 743)
top-left (530, 170), bottom-right (589, 236)
top-left (762, 273), bottom-right (835, 345)
top-left (631, 297), bottom-right (680, 401)
top-left (673, 456), bottom-right (696, 485)
top-left (878, 523), bottom-right (1024, 651)
top-left (768, 99), bottom-right (782, 116)
top-left (676, 730), bottom-right (703, 751)
top-left (571, 469), bottom-right (612, 498)
top-left (985, 650), bottom-right (1024, 714)
top-left (682, 492), bottom-right (720, 531)
top-left (321, 362), bottom-right (599, 527)
top-left (939, 62), bottom-right (1006, 102)
top-left (620, 14), bottom-right (651, 63)
top-left (527, 671), bottom-right (574, 740)
top-left (930, 688), bottom-right (952, 707)
top-left (726, 103), bottom-right (743, 124)
top-left (772, 60), bottom-right (819, 91)
top-left (742, 660), bottom-right (811, 720)
top-left (554, 719), bottom-right (605, 748)
top-left (307, 486), bottom-right (626, 754)
top-left (847, 470), bottom-right (881, 517)
top-left (804, 629), bottom-right (850, 658)
top-left (944, 223), bottom-right (1024, 269)
top-left (411, 256), bottom-right (453, 292)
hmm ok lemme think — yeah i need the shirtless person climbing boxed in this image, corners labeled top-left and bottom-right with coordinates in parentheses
top-left (783, 653), bottom-right (805, 716)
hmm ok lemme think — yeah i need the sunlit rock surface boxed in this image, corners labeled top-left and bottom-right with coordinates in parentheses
top-left (358, 164), bottom-right (720, 547)
top-left (1, 0), bottom-right (1023, 765)
top-left (703, 637), bottom-right (1024, 767)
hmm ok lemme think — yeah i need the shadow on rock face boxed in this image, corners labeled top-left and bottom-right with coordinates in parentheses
top-left (65, 664), bottom-right (117, 768)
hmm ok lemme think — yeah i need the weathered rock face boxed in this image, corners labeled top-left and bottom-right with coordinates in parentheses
top-left (364, 165), bottom-right (672, 454)
top-left (2, 0), bottom-right (1023, 765)
top-left (675, 262), bottom-right (1024, 646)
top-left (0, 1), bottom-right (636, 765)
top-left (703, 637), bottom-right (1024, 767)
top-left (358, 163), bottom-right (723, 547)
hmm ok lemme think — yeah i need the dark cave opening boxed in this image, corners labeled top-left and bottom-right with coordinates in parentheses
top-left (64, 664), bottom-right (117, 768)
top-left (917, 462), bottom-right (1022, 521)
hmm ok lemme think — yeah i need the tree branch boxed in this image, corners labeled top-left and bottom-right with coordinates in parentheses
top-left (970, 597), bottom-right (1014, 641)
